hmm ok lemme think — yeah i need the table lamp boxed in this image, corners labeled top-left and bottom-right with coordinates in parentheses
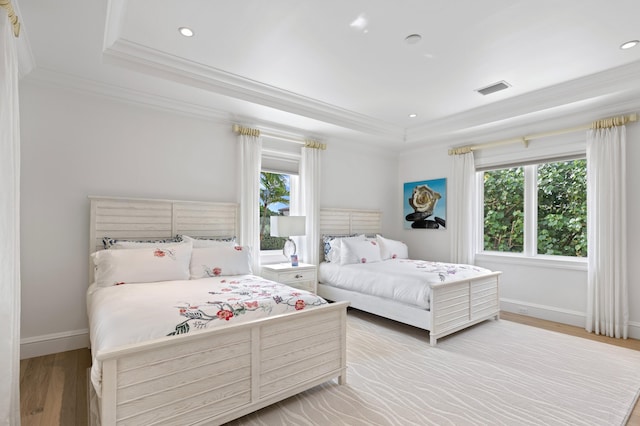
top-left (270, 215), bottom-right (306, 262)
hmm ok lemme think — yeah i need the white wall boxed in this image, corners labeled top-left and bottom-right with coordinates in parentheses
top-left (397, 123), bottom-right (640, 339)
top-left (21, 81), bottom-right (638, 357)
top-left (18, 83), bottom-right (397, 358)
top-left (321, 139), bottom-right (398, 234)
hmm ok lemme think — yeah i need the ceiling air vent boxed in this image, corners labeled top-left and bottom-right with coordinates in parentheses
top-left (476, 81), bottom-right (511, 96)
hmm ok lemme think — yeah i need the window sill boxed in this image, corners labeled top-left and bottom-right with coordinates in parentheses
top-left (260, 249), bottom-right (289, 266)
top-left (475, 252), bottom-right (587, 271)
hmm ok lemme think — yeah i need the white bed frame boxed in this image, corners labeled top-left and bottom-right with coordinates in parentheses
top-left (88, 197), bottom-right (348, 426)
top-left (318, 208), bottom-right (501, 346)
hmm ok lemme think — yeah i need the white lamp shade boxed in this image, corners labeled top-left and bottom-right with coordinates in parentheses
top-left (270, 216), bottom-right (306, 237)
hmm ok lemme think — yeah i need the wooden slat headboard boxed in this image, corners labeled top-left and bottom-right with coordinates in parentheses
top-left (319, 208), bottom-right (382, 236)
top-left (319, 208), bottom-right (382, 263)
top-left (88, 196), bottom-right (238, 281)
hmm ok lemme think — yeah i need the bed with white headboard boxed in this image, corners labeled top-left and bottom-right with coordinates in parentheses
top-left (87, 196), bottom-right (348, 426)
top-left (318, 208), bottom-right (501, 345)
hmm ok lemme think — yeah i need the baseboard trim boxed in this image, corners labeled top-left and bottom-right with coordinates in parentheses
top-left (500, 298), bottom-right (640, 340)
top-left (21, 329), bottom-right (90, 360)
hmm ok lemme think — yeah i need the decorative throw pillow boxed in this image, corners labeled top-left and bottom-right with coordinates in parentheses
top-left (189, 245), bottom-right (252, 279)
top-left (92, 241), bottom-right (192, 287)
top-left (376, 235), bottom-right (409, 260)
top-left (322, 234), bottom-right (365, 262)
top-left (340, 238), bottom-right (382, 265)
top-left (178, 235), bottom-right (237, 248)
top-left (102, 236), bottom-right (181, 250)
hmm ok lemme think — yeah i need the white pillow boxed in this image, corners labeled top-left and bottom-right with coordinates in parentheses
top-left (180, 235), bottom-right (237, 249)
top-left (327, 234), bottom-right (366, 263)
top-left (376, 235), bottom-right (409, 260)
top-left (189, 245), bottom-right (252, 279)
top-left (92, 241), bottom-right (192, 287)
top-left (340, 239), bottom-right (382, 265)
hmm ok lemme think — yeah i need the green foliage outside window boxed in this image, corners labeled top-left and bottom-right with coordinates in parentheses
top-left (483, 167), bottom-right (524, 253)
top-left (483, 160), bottom-right (587, 257)
top-left (259, 172), bottom-right (289, 251)
top-left (537, 160), bottom-right (587, 257)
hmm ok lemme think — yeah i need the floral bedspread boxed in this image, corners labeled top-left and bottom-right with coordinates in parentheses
top-left (395, 259), bottom-right (490, 282)
top-left (87, 275), bottom-right (327, 395)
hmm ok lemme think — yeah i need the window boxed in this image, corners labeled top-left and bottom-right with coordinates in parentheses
top-left (259, 172), bottom-right (290, 251)
top-left (483, 167), bottom-right (524, 253)
top-left (481, 158), bottom-right (587, 258)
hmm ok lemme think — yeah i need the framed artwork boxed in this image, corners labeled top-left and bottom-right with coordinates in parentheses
top-left (403, 178), bottom-right (447, 229)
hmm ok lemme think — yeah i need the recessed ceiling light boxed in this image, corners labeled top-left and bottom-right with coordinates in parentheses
top-left (620, 40), bottom-right (639, 50)
top-left (405, 34), bottom-right (422, 45)
top-left (179, 27), bottom-right (194, 37)
top-left (350, 14), bottom-right (368, 31)
top-left (408, 113), bottom-right (417, 118)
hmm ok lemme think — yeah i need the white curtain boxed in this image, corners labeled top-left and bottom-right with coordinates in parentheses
top-left (0, 9), bottom-right (21, 425)
top-left (238, 133), bottom-right (262, 274)
top-left (585, 126), bottom-right (628, 338)
top-left (295, 146), bottom-right (322, 265)
top-left (450, 151), bottom-right (476, 264)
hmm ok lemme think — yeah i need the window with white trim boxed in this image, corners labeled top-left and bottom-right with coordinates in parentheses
top-left (260, 171), bottom-right (290, 251)
top-left (259, 139), bottom-right (301, 254)
top-left (480, 157), bottom-right (587, 258)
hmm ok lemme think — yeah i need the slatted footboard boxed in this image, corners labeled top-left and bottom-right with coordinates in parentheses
top-left (95, 301), bottom-right (349, 426)
top-left (428, 272), bottom-right (501, 345)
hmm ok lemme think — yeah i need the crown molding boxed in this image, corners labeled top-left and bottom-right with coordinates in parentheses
top-left (404, 60), bottom-right (640, 145)
top-left (102, 38), bottom-right (405, 141)
top-left (21, 67), bottom-right (348, 145)
top-left (23, 67), bottom-right (235, 123)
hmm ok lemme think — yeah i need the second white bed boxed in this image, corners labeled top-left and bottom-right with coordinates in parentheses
top-left (319, 259), bottom-right (493, 309)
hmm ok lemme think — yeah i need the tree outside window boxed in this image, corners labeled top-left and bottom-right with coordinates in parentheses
top-left (260, 172), bottom-right (290, 250)
top-left (483, 167), bottom-right (524, 253)
top-left (482, 159), bottom-right (586, 258)
top-left (537, 160), bottom-right (587, 256)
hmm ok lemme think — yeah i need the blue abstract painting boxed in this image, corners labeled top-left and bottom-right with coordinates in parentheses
top-left (403, 178), bottom-right (446, 229)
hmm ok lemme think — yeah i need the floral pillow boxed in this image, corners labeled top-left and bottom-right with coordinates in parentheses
top-left (102, 236), bottom-right (182, 250)
top-left (340, 238), bottom-right (382, 265)
top-left (189, 245), bottom-right (252, 279)
top-left (178, 235), bottom-right (237, 248)
top-left (376, 235), bottom-right (409, 260)
top-left (92, 241), bottom-right (192, 287)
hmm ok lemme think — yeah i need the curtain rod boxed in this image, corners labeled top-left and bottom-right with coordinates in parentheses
top-left (232, 124), bottom-right (326, 150)
top-left (448, 112), bottom-right (638, 156)
top-left (0, 0), bottom-right (20, 37)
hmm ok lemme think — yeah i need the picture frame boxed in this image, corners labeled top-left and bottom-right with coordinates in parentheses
top-left (403, 178), bottom-right (447, 229)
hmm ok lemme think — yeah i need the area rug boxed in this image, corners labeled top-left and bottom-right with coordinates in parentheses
top-left (227, 310), bottom-right (640, 426)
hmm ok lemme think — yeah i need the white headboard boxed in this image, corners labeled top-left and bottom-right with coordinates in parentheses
top-left (89, 196), bottom-right (238, 280)
top-left (319, 208), bottom-right (382, 236)
top-left (318, 207), bottom-right (382, 263)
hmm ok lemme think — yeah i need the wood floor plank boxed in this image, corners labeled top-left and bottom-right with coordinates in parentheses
top-left (57, 350), bottom-right (79, 426)
top-left (40, 352), bottom-right (66, 426)
top-left (75, 349), bottom-right (92, 426)
top-left (20, 353), bottom-right (55, 426)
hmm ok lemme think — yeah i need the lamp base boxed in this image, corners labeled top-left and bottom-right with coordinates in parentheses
top-left (282, 238), bottom-right (296, 259)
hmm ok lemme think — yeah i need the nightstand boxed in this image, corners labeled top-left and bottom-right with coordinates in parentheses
top-left (261, 263), bottom-right (317, 293)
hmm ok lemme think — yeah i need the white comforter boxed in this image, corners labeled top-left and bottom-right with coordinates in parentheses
top-left (87, 274), bottom-right (327, 396)
top-left (319, 259), bottom-right (492, 309)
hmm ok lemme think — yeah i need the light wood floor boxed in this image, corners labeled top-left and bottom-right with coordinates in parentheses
top-left (20, 313), bottom-right (640, 425)
top-left (20, 347), bottom-right (91, 426)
